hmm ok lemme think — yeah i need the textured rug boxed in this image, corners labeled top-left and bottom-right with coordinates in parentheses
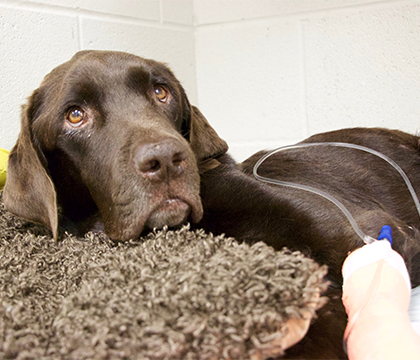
top-left (0, 193), bottom-right (328, 360)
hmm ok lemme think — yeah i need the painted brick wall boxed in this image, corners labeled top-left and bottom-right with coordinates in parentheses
top-left (2, 0), bottom-right (420, 162)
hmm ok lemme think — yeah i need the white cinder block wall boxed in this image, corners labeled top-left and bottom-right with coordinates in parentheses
top-left (1, 0), bottom-right (420, 162)
top-left (195, 0), bottom-right (420, 161)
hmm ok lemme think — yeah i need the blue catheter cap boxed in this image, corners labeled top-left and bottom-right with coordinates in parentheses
top-left (378, 225), bottom-right (393, 246)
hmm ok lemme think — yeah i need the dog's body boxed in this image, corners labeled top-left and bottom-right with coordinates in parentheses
top-left (4, 50), bottom-right (420, 359)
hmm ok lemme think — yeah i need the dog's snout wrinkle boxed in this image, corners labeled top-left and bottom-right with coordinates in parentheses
top-left (134, 139), bottom-right (187, 182)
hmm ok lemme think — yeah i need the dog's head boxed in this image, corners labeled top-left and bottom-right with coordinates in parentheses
top-left (3, 51), bottom-right (228, 240)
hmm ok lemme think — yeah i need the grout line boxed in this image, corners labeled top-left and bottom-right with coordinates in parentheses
top-left (191, 0), bottom-right (199, 107)
top-left (191, 33), bottom-right (199, 107)
top-left (298, 19), bottom-right (309, 139)
top-left (77, 14), bottom-right (84, 51)
top-left (159, 0), bottom-right (163, 24)
top-left (0, 0), bottom-right (193, 32)
top-left (195, 0), bottom-right (417, 29)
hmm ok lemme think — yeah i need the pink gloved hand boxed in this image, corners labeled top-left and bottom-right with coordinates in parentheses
top-left (342, 237), bottom-right (420, 360)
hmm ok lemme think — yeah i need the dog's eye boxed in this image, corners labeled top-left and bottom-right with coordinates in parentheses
top-left (67, 108), bottom-right (85, 126)
top-left (154, 85), bottom-right (168, 102)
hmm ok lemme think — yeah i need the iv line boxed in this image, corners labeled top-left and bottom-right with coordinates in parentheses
top-left (253, 142), bottom-right (420, 245)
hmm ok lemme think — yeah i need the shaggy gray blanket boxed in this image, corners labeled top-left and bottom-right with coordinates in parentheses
top-left (0, 194), bottom-right (328, 360)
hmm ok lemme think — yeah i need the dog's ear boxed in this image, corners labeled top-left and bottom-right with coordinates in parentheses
top-left (3, 95), bottom-right (58, 240)
top-left (188, 106), bottom-right (228, 164)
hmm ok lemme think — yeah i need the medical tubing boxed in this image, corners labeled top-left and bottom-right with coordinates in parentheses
top-left (253, 142), bottom-right (420, 245)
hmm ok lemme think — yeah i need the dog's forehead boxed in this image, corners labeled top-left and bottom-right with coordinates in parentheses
top-left (40, 51), bottom-right (175, 98)
top-left (63, 51), bottom-right (173, 85)
top-left (35, 51), bottom-right (184, 118)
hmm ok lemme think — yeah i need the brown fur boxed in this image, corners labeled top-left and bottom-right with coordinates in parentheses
top-left (4, 50), bottom-right (420, 358)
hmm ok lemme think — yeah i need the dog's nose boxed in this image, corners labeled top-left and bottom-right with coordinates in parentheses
top-left (134, 139), bottom-right (187, 181)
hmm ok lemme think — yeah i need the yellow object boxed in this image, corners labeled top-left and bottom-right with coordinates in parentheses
top-left (0, 148), bottom-right (9, 189)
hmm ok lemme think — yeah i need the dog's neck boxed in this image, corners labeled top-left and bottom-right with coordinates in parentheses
top-left (198, 158), bottom-right (222, 174)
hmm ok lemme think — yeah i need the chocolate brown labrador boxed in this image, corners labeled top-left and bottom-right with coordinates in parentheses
top-left (4, 50), bottom-right (420, 359)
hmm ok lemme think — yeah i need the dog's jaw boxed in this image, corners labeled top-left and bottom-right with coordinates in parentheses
top-left (97, 177), bottom-right (203, 241)
top-left (146, 198), bottom-right (192, 229)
